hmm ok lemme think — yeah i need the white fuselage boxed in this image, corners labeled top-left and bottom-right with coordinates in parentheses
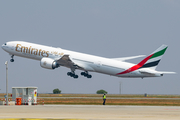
top-left (2, 41), bottom-right (162, 78)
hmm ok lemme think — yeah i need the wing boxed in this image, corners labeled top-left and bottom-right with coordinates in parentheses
top-left (56, 55), bottom-right (94, 71)
top-left (56, 55), bottom-right (80, 70)
top-left (56, 55), bottom-right (80, 71)
top-left (56, 55), bottom-right (73, 67)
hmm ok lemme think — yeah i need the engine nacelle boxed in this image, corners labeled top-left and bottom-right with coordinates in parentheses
top-left (40, 57), bottom-right (59, 69)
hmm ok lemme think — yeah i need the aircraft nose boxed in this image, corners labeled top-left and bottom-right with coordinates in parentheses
top-left (2, 43), bottom-right (7, 50)
top-left (2, 44), bottom-right (5, 49)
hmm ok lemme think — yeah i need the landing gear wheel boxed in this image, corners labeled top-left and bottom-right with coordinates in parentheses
top-left (84, 73), bottom-right (88, 77)
top-left (81, 71), bottom-right (92, 78)
top-left (74, 75), bottom-right (78, 79)
top-left (67, 72), bottom-right (78, 79)
top-left (70, 73), bottom-right (75, 77)
top-left (10, 59), bottom-right (14, 62)
top-left (81, 72), bottom-right (85, 75)
top-left (67, 72), bottom-right (71, 76)
top-left (87, 75), bottom-right (92, 78)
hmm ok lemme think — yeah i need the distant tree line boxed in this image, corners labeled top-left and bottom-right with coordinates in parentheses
top-left (53, 88), bottom-right (108, 94)
top-left (53, 88), bottom-right (61, 94)
top-left (96, 89), bottom-right (108, 94)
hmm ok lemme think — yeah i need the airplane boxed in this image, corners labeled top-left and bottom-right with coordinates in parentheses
top-left (2, 41), bottom-right (175, 79)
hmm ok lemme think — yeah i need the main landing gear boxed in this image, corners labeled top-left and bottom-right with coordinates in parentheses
top-left (67, 71), bottom-right (92, 79)
top-left (81, 71), bottom-right (92, 78)
top-left (10, 55), bottom-right (14, 62)
top-left (67, 72), bottom-right (78, 79)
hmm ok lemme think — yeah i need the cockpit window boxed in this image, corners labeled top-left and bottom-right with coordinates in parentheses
top-left (4, 43), bottom-right (6, 45)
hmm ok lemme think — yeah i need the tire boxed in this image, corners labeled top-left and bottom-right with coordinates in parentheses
top-left (70, 73), bottom-right (75, 77)
top-left (10, 59), bottom-right (14, 62)
top-left (74, 75), bottom-right (78, 78)
top-left (67, 72), bottom-right (71, 76)
top-left (84, 73), bottom-right (88, 77)
top-left (87, 75), bottom-right (92, 78)
top-left (81, 72), bottom-right (85, 75)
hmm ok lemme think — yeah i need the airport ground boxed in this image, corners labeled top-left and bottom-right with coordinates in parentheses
top-left (0, 94), bottom-right (180, 120)
top-left (0, 105), bottom-right (180, 120)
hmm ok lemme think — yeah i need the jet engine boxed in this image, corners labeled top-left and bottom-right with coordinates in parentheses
top-left (40, 57), bottom-right (59, 69)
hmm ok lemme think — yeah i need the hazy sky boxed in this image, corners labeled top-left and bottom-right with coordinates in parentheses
top-left (0, 0), bottom-right (179, 94)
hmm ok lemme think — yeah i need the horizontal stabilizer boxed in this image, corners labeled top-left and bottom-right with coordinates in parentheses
top-left (112, 55), bottom-right (145, 61)
top-left (139, 68), bottom-right (158, 75)
top-left (158, 71), bottom-right (176, 74)
top-left (139, 68), bottom-right (176, 75)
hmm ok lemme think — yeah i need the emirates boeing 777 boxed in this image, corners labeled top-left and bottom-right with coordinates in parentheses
top-left (2, 41), bottom-right (175, 79)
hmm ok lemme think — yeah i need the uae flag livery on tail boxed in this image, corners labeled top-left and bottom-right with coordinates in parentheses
top-left (117, 45), bottom-right (168, 75)
top-left (140, 44), bottom-right (167, 69)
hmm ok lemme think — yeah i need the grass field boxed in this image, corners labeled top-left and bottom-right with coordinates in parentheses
top-left (0, 93), bottom-right (180, 106)
top-left (42, 98), bottom-right (180, 106)
top-left (37, 94), bottom-right (180, 98)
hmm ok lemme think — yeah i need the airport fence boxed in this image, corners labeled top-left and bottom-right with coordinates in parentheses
top-left (0, 98), bottom-right (44, 105)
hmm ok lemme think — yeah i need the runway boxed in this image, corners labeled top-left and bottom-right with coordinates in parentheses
top-left (0, 105), bottom-right (180, 120)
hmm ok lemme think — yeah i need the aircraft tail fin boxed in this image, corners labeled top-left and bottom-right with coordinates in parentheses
top-left (117, 45), bottom-right (170, 75)
top-left (139, 44), bottom-right (168, 70)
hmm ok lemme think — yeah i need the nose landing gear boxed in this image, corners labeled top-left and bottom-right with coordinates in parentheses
top-left (10, 55), bottom-right (14, 62)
